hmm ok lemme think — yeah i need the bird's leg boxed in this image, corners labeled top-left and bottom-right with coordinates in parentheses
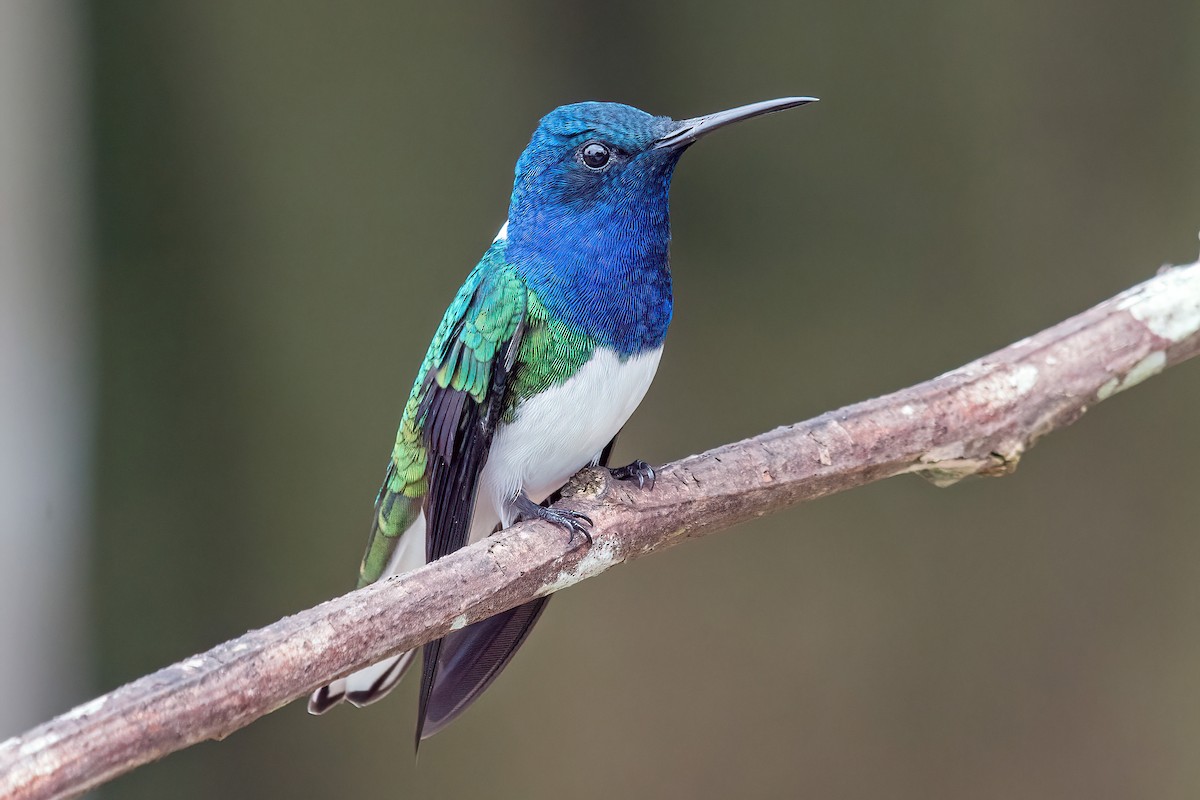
top-left (510, 491), bottom-right (593, 547)
top-left (608, 460), bottom-right (656, 491)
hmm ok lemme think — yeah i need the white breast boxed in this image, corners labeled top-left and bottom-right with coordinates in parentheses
top-left (478, 346), bottom-right (663, 532)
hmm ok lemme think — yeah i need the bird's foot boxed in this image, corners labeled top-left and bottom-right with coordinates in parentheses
top-left (609, 459), bottom-right (656, 491)
top-left (512, 491), bottom-right (594, 547)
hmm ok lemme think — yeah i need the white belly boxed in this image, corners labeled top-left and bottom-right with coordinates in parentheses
top-left (477, 345), bottom-right (663, 532)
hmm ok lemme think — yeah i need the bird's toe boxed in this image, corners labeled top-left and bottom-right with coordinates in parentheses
top-left (610, 459), bottom-right (656, 491)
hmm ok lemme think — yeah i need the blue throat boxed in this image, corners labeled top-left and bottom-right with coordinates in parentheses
top-left (506, 161), bottom-right (679, 357)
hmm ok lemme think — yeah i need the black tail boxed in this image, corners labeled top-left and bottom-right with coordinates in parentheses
top-left (414, 434), bottom-right (618, 744)
top-left (417, 596), bottom-right (551, 741)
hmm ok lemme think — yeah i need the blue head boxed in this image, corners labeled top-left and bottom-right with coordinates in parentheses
top-left (504, 97), bottom-right (816, 354)
top-left (507, 103), bottom-right (679, 263)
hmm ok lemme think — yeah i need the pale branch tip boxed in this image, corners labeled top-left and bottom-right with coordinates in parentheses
top-left (3, 256), bottom-right (1200, 800)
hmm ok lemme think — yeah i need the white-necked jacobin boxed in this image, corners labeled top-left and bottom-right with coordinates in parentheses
top-left (308, 96), bottom-right (817, 743)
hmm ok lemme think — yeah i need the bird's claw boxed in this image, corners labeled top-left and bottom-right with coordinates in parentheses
top-left (512, 491), bottom-right (594, 547)
top-left (542, 508), bottom-right (594, 547)
top-left (610, 459), bottom-right (656, 491)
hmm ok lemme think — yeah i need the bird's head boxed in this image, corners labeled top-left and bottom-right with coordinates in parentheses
top-left (505, 98), bottom-right (816, 265)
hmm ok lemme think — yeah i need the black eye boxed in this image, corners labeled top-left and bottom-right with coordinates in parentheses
top-left (580, 142), bottom-right (611, 169)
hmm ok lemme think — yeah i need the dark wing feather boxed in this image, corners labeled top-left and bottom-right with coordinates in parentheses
top-left (414, 309), bottom-right (525, 747)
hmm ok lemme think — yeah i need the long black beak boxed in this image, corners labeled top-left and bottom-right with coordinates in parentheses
top-left (653, 96), bottom-right (818, 151)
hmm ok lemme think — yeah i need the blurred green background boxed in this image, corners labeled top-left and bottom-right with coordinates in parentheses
top-left (5, 0), bottom-right (1200, 797)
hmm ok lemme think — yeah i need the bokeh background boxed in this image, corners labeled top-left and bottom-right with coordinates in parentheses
top-left (4, 1), bottom-right (1200, 797)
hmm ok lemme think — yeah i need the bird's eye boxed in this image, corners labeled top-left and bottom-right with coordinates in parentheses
top-left (580, 142), bottom-right (611, 170)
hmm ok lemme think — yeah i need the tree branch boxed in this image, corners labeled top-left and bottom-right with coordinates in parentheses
top-left (4, 256), bottom-right (1200, 800)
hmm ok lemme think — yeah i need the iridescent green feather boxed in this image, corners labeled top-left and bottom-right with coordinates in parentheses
top-left (357, 243), bottom-right (527, 587)
top-left (504, 293), bottom-right (595, 421)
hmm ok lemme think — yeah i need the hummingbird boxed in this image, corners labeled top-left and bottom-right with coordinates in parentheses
top-left (308, 96), bottom-right (817, 743)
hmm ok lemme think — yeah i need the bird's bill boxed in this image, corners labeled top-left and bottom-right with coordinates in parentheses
top-left (653, 96), bottom-right (818, 151)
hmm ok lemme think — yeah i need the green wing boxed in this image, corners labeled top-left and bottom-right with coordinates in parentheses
top-left (356, 244), bottom-right (527, 587)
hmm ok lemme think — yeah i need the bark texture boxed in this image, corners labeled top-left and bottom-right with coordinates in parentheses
top-left (2, 258), bottom-right (1199, 800)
